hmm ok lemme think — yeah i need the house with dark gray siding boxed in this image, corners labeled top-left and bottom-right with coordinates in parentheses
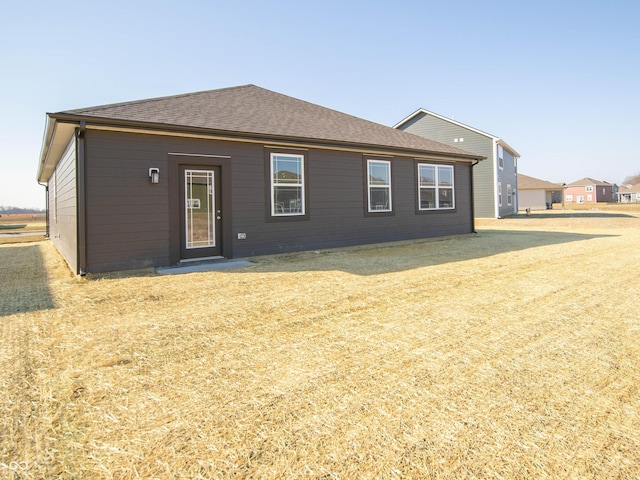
top-left (394, 109), bottom-right (520, 218)
top-left (37, 85), bottom-right (483, 274)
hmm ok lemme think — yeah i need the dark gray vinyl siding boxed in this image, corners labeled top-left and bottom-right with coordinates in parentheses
top-left (398, 112), bottom-right (497, 218)
top-left (49, 136), bottom-right (78, 271)
top-left (233, 150), bottom-right (473, 257)
top-left (85, 130), bottom-right (172, 272)
top-left (83, 129), bottom-right (474, 272)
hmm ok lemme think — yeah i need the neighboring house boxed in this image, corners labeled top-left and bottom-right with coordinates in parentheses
top-left (564, 178), bottom-right (614, 204)
top-left (517, 174), bottom-right (562, 210)
top-left (393, 109), bottom-right (520, 218)
top-left (37, 85), bottom-right (483, 274)
top-left (617, 183), bottom-right (640, 203)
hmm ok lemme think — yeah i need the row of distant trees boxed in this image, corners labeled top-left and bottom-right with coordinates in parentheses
top-left (622, 172), bottom-right (640, 186)
top-left (0, 206), bottom-right (46, 215)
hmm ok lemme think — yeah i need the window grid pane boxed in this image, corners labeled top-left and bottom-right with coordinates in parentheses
top-left (368, 160), bottom-right (392, 212)
top-left (418, 164), bottom-right (455, 210)
top-left (271, 154), bottom-right (304, 216)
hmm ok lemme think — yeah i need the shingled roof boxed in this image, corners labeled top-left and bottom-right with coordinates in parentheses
top-left (518, 174), bottom-right (562, 190)
top-left (567, 177), bottom-right (611, 187)
top-left (618, 183), bottom-right (640, 193)
top-left (54, 85), bottom-right (479, 158)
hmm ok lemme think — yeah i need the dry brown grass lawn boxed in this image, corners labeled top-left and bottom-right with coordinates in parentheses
top-left (2, 209), bottom-right (640, 479)
top-left (0, 214), bottom-right (47, 246)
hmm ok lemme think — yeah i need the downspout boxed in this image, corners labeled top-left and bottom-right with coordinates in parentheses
top-left (471, 159), bottom-right (480, 233)
top-left (37, 181), bottom-right (49, 237)
top-left (493, 138), bottom-right (499, 218)
top-left (514, 156), bottom-right (519, 215)
top-left (76, 122), bottom-right (87, 275)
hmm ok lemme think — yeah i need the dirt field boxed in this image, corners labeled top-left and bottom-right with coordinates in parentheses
top-left (1, 209), bottom-right (639, 479)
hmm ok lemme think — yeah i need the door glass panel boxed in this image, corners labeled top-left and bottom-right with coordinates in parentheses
top-left (185, 170), bottom-right (215, 249)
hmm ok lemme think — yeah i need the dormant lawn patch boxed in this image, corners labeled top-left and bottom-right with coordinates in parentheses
top-left (2, 210), bottom-right (640, 479)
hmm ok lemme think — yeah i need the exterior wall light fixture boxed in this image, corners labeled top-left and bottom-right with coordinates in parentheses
top-left (149, 168), bottom-right (160, 184)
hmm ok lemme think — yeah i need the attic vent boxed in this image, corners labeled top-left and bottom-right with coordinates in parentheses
top-left (454, 138), bottom-right (464, 143)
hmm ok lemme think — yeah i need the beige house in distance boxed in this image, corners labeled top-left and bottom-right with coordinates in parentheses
top-left (517, 174), bottom-right (562, 210)
top-left (617, 183), bottom-right (640, 203)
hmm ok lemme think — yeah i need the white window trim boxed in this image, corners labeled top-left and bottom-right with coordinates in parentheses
top-left (367, 159), bottom-right (392, 212)
top-left (507, 184), bottom-right (512, 206)
top-left (566, 194), bottom-right (573, 202)
top-left (498, 182), bottom-right (503, 207)
top-left (498, 145), bottom-right (504, 170)
top-left (270, 153), bottom-right (305, 217)
top-left (417, 163), bottom-right (455, 210)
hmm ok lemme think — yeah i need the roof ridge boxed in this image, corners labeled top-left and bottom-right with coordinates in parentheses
top-left (61, 84), bottom-right (256, 114)
top-left (255, 86), bottom-right (406, 132)
top-left (569, 177), bottom-right (610, 186)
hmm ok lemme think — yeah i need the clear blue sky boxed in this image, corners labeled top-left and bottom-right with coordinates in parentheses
top-left (1, 0), bottom-right (639, 208)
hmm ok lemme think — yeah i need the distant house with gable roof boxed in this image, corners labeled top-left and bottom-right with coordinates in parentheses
top-left (564, 178), bottom-right (614, 204)
top-left (393, 108), bottom-right (520, 219)
top-left (616, 183), bottom-right (640, 203)
top-left (517, 174), bottom-right (562, 210)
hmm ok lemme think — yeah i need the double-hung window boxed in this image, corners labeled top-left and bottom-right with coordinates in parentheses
top-left (270, 153), bottom-right (305, 216)
top-left (507, 184), bottom-right (512, 206)
top-left (367, 160), bottom-right (392, 212)
top-left (418, 164), bottom-right (455, 210)
top-left (498, 182), bottom-right (503, 207)
top-left (498, 145), bottom-right (504, 170)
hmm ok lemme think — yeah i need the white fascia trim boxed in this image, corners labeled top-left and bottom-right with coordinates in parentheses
top-left (392, 108), bottom-right (428, 129)
top-left (394, 108), bottom-right (495, 138)
top-left (37, 117), bottom-right (77, 183)
top-left (496, 138), bottom-right (521, 158)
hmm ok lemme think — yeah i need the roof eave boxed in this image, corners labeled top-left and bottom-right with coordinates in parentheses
top-left (37, 114), bottom-right (78, 183)
top-left (48, 113), bottom-right (485, 162)
top-left (496, 139), bottom-right (521, 158)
